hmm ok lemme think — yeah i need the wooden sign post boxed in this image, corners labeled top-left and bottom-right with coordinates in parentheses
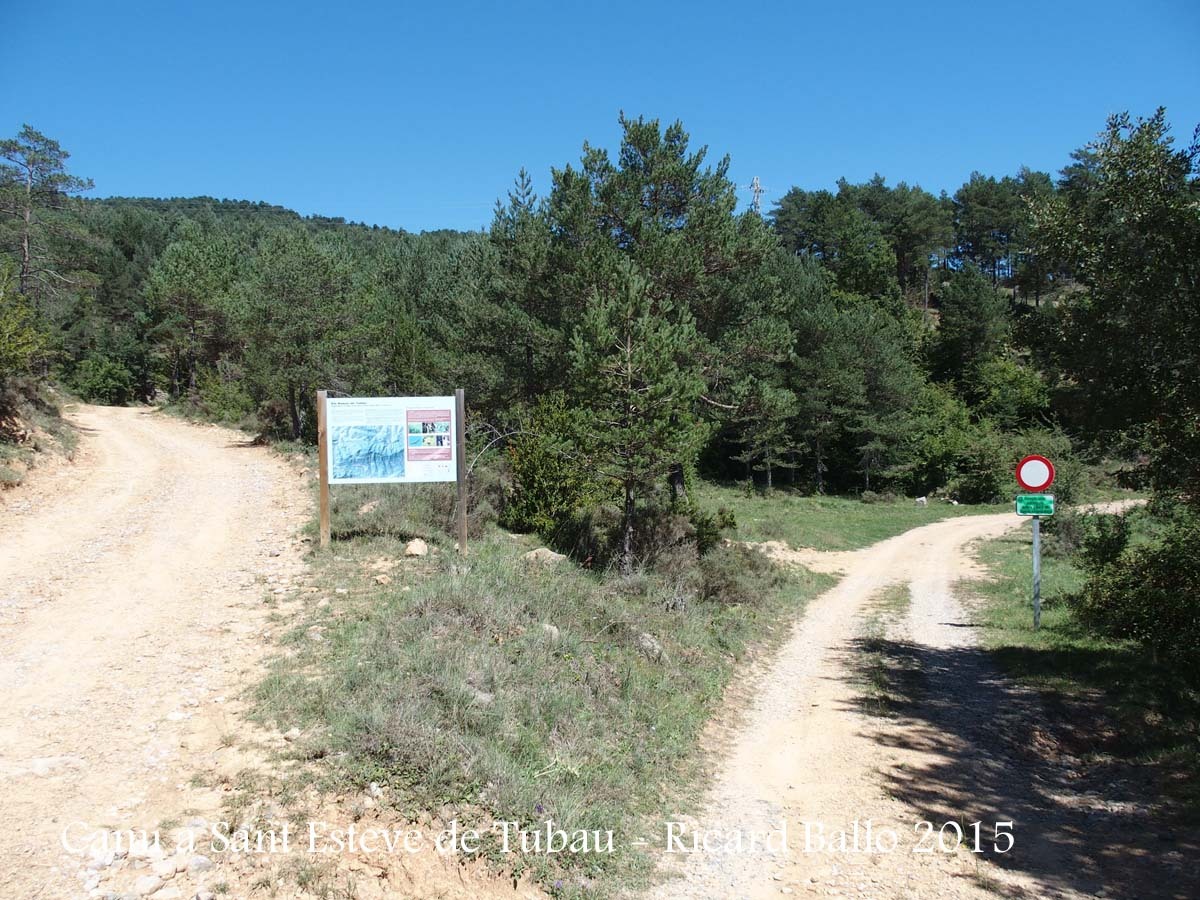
top-left (317, 389), bottom-right (331, 548)
top-left (455, 387), bottom-right (468, 555)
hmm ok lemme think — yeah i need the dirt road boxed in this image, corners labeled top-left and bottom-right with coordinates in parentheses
top-left (651, 504), bottom-right (1194, 899)
top-left (4, 414), bottom-right (1186, 899)
top-left (0, 405), bottom-right (309, 898)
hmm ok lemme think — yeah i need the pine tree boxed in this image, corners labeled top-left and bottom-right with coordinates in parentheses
top-left (0, 125), bottom-right (93, 301)
top-left (0, 262), bottom-right (44, 385)
top-left (569, 260), bottom-right (707, 573)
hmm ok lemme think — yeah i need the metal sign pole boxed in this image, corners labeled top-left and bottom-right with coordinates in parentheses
top-left (1032, 515), bottom-right (1041, 630)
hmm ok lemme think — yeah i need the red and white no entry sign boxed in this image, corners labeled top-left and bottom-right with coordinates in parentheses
top-left (1016, 455), bottom-right (1055, 492)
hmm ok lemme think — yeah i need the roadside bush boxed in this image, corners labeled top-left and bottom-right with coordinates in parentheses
top-left (71, 355), bottom-right (134, 405)
top-left (1071, 513), bottom-right (1200, 670)
top-left (1079, 512), bottom-right (1130, 571)
top-left (950, 424), bottom-right (1083, 505)
top-left (197, 368), bottom-right (256, 424)
top-left (683, 501), bottom-right (736, 556)
top-left (860, 490), bottom-right (898, 504)
top-left (551, 502), bottom-right (621, 567)
top-left (949, 424), bottom-right (1009, 503)
top-left (1042, 507), bottom-right (1087, 558)
top-left (1044, 508), bottom-right (1129, 562)
top-left (699, 543), bottom-right (785, 605)
top-left (553, 500), bottom-right (693, 572)
top-left (551, 494), bottom-right (734, 573)
top-left (501, 393), bottom-right (609, 535)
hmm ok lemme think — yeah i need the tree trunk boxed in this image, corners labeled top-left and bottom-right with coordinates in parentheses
top-left (19, 169), bottom-right (32, 296)
top-left (923, 267), bottom-right (930, 326)
top-left (668, 463), bottom-right (687, 505)
top-left (620, 483), bottom-right (635, 576)
top-left (187, 319), bottom-right (198, 393)
top-left (287, 383), bottom-right (302, 440)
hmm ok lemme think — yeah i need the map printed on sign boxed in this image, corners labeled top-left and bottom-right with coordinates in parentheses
top-left (326, 396), bottom-right (457, 484)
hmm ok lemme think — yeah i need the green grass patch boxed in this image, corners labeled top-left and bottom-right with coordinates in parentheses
top-left (854, 584), bottom-right (918, 718)
top-left (250, 524), bottom-right (833, 895)
top-left (695, 481), bottom-right (1007, 551)
top-left (964, 514), bottom-right (1200, 813)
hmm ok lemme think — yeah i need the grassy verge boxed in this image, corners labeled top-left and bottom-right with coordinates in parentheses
top-left (249, 487), bottom-right (834, 896)
top-left (963, 511), bottom-right (1200, 814)
top-left (0, 380), bottom-right (78, 488)
top-left (694, 482), bottom-right (1007, 551)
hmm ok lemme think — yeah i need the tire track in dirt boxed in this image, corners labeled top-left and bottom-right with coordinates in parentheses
top-left (649, 503), bottom-right (1192, 899)
top-left (0, 406), bottom-right (310, 898)
top-left (0, 405), bottom-right (548, 900)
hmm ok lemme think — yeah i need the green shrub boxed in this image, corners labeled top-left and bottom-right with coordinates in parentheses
top-left (684, 502), bottom-right (736, 556)
top-left (904, 383), bottom-right (973, 495)
top-left (0, 269), bottom-right (44, 385)
top-left (197, 369), bottom-right (256, 423)
top-left (1080, 512), bottom-right (1130, 571)
top-left (860, 490), bottom-right (898, 504)
top-left (973, 356), bottom-right (1050, 428)
top-left (500, 393), bottom-right (610, 535)
top-left (551, 502), bottom-right (621, 566)
top-left (1071, 513), bottom-right (1200, 670)
top-left (699, 543), bottom-right (785, 605)
top-left (1042, 507), bottom-right (1087, 558)
top-left (71, 355), bottom-right (134, 405)
top-left (950, 424), bottom-right (1009, 503)
top-left (950, 424), bottom-right (1083, 505)
top-left (549, 495), bottom-right (733, 574)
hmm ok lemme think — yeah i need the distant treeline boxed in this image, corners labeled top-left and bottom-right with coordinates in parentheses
top-left (1, 113), bottom-right (1196, 511)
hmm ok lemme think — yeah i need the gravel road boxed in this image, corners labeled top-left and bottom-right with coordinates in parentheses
top-left (0, 406), bottom-right (309, 898)
top-left (648, 502), bottom-right (1192, 900)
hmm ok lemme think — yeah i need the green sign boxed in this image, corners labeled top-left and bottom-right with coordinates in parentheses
top-left (1015, 493), bottom-right (1055, 516)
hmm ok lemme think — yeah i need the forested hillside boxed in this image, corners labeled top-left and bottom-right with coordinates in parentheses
top-left (2, 110), bottom-right (1197, 656)
top-left (0, 116), bottom-right (1128, 483)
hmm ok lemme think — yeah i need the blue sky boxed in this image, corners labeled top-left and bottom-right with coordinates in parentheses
top-left (2, 0), bottom-right (1197, 233)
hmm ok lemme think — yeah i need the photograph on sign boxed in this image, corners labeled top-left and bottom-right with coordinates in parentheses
top-left (407, 408), bottom-right (453, 461)
top-left (326, 396), bottom-right (457, 484)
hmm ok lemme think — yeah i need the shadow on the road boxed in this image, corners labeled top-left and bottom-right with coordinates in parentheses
top-left (225, 437), bottom-right (269, 449)
top-left (844, 636), bottom-right (1200, 899)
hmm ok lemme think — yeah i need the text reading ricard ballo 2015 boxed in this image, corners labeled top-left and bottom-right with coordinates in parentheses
top-left (663, 819), bottom-right (1015, 855)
